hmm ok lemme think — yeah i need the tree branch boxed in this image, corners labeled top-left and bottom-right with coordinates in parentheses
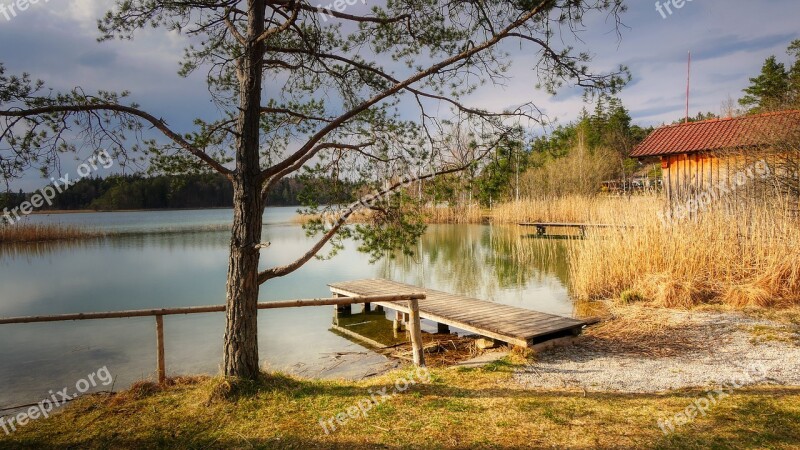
top-left (256, 130), bottom-right (507, 284)
top-left (0, 103), bottom-right (232, 177)
top-left (260, 0), bottom-right (556, 183)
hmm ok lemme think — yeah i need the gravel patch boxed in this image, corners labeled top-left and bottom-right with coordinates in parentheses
top-left (516, 310), bottom-right (800, 393)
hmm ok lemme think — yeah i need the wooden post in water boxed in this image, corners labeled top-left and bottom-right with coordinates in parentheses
top-left (332, 292), bottom-right (351, 321)
top-left (155, 315), bottom-right (166, 384)
top-left (393, 310), bottom-right (403, 331)
top-left (407, 299), bottom-right (425, 367)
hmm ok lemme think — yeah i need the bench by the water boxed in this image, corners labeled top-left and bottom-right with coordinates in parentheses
top-left (329, 279), bottom-right (588, 348)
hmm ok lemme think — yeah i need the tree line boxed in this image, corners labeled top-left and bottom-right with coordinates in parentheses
top-left (1, 174), bottom-right (355, 211)
top-left (423, 95), bottom-right (654, 205)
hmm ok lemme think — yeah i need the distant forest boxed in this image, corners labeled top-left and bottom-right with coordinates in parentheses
top-left (1, 174), bottom-right (355, 211)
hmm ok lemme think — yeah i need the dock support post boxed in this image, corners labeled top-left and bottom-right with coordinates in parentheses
top-left (332, 293), bottom-right (350, 316)
top-left (437, 322), bottom-right (451, 334)
top-left (155, 315), bottom-right (166, 384)
top-left (393, 310), bottom-right (404, 331)
top-left (408, 298), bottom-right (425, 367)
top-left (364, 302), bottom-right (371, 313)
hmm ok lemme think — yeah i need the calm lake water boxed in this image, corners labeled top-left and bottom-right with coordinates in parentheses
top-left (0, 208), bottom-right (573, 409)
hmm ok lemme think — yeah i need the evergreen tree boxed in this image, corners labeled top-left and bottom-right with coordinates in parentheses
top-left (787, 40), bottom-right (800, 107)
top-left (740, 56), bottom-right (790, 112)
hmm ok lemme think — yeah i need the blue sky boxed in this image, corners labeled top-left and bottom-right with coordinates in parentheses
top-left (1, 0), bottom-right (798, 190)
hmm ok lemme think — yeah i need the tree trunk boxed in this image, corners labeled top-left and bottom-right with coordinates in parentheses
top-left (223, 180), bottom-right (263, 379)
top-left (224, 0), bottom-right (265, 380)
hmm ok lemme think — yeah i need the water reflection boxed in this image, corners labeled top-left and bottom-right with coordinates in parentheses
top-left (379, 224), bottom-right (574, 316)
top-left (0, 239), bottom-right (99, 262)
top-left (333, 307), bottom-right (409, 348)
top-left (0, 228), bottom-right (232, 261)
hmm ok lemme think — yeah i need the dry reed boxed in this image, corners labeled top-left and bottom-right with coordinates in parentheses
top-left (577, 304), bottom-right (709, 357)
top-left (420, 204), bottom-right (487, 224)
top-left (489, 195), bottom-right (659, 224)
top-left (569, 196), bottom-right (800, 308)
top-left (0, 223), bottom-right (104, 243)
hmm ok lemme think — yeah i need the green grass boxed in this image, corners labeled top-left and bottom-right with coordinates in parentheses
top-left (746, 324), bottom-right (800, 345)
top-left (1, 362), bottom-right (799, 449)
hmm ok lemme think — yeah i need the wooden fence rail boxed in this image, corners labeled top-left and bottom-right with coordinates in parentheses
top-left (0, 293), bottom-right (427, 383)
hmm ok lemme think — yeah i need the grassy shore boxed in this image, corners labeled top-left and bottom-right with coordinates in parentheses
top-left (1, 362), bottom-right (798, 449)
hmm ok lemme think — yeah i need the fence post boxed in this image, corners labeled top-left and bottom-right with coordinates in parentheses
top-left (408, 298), bottom-right (425, 367)
top-left (155, 315), bottom-right (166, 384)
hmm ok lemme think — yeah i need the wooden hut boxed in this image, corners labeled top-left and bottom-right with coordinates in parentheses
top-left (631, 110), bottom-right (800, 204)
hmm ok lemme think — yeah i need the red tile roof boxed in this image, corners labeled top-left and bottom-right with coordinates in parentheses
top-left (631, 110), bottom-right (800, 157)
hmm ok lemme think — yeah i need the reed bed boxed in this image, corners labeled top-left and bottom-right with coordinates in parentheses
top-left (0, 223), bottom-right (104, 243)
top-left (569, 197), bottom-right (800, 308)
top-left (420, 204), bottom-right (487, 224)
top-left (489, 195), bottom-right (660, 224)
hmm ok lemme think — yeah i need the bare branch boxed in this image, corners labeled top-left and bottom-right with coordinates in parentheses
top-left (260, 0), bottom-right (557, 183)
top-left (0, 104), bottom-right (232, 177)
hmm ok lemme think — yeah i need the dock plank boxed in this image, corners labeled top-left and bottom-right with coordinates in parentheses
top-left (329, 279), bottom-right (587, 348)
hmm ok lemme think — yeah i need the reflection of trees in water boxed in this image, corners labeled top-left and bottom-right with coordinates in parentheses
top-left (0, 230), bottom-right (232, 262)
top-left (489, 226), bottom-right (572, 288)
top-left (377, 225), bottom-right (572, 299)
top-left (0, 239), bottom-right (98, 262)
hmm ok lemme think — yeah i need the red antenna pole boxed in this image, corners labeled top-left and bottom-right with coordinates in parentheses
top-left (685, 51), bottom-right (691, 123)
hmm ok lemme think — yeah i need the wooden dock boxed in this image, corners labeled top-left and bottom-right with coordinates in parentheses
top-left (518, 222), bottom-right (619, 237)
top-left (329, 279), bottom-right (588, 348)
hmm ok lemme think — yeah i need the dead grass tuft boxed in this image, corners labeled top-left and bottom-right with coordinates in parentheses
top-left (580, 304), bottom-right (711, 357)
top-left (724, 284), bottom-right (774, 308)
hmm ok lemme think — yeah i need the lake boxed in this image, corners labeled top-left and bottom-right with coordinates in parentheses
top-left (0, 207), bottom-right (573, 409)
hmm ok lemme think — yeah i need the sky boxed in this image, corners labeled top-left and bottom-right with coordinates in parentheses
top-left (1, 0), bottom-right (798, 190)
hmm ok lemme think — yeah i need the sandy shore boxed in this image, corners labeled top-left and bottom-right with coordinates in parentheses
top-left (516, 308), bottom-right (800, 393)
